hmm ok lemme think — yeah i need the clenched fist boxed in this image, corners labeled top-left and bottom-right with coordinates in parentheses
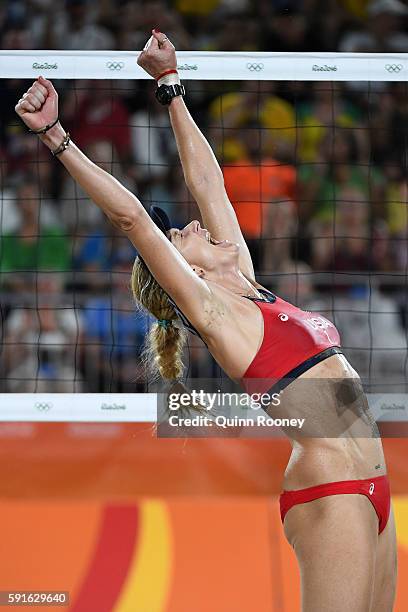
top-left (137, 29), bottom-right (177, 80)
top-left (15, 76), bottom-right (58, 132)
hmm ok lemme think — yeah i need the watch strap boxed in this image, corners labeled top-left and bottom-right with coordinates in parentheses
top-left (170, 84), bottom-right (185, 97)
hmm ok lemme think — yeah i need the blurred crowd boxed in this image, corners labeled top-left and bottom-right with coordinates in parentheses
top-left (0, 0), bottom-right (407, 392)
top-left (1, 0), bottom-right (408, 53)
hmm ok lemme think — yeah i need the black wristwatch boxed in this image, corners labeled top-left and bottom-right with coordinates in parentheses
top-left (155, 83), bottom-right (185, 106)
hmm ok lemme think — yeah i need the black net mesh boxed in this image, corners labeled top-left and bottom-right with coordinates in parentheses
top-left (0, 77), bottom-right (407, 393)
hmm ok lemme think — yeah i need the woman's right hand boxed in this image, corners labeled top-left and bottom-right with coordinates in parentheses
top-left (15, 76), bottom-right (59, 132)
top-left (137, 29), bottom-right (177, 80)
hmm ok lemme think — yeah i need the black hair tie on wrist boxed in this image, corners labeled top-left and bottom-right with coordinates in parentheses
top-left (29, 116), bottom-right (59, 134)
top-left (52, 132), bottom-right (71, 157)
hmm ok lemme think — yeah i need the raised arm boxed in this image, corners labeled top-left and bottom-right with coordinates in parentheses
top-left (14, 77), bottom-right (212, 330)
top-left (137, 31), bottom-right (255, 281)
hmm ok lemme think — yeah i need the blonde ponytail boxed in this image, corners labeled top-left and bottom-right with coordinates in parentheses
top-left (131, 256), bottom-right (209, 422)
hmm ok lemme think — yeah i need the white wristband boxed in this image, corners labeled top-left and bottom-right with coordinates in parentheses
top-left (158, 72), bottom-right (181, 87)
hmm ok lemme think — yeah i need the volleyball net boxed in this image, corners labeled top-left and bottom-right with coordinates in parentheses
top-left (0, 51), bottom-right (407, 422)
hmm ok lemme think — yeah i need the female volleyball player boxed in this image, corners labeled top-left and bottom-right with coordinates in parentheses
top-left (15, 30), bottom-right (396, 611)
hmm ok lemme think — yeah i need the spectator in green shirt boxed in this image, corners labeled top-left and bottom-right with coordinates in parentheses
top-left (0, 181), bottom-right (71, 282)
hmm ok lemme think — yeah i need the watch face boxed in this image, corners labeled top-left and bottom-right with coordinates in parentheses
top-left (157, 85), bottom-right (171, 105)
top-left (156, 84), bottom-right (184, 105)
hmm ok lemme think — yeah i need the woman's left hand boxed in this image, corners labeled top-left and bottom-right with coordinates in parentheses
top-left (137, 29), bottom-right (177, 80)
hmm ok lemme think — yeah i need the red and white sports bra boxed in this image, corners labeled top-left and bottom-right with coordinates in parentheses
top-left (169, 289), bottom-right (341, 394)
top-left (241, 290), bottom-right (341, 394)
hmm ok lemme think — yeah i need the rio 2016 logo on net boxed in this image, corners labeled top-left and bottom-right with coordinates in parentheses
top-left (32, 62), bottom-right (58, 70)
top-left (177, 64), bottom-right (198, 71)
top-left (312, 64), bottom-right (338, 72)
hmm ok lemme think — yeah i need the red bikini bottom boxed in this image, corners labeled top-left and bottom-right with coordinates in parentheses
top-left (280, 475), bottom-right (391, 534)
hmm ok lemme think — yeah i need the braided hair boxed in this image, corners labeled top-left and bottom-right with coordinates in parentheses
top-left (131, 256), bottom-right (187, 381)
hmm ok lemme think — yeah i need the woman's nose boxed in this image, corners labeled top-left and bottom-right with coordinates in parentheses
top-left (184, 220), bottom-right (200, 233)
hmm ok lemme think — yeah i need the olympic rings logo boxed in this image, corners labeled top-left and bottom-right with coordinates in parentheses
top-left (106, 61), bottom-right (125, 71)
top-left (35, 402), bottom-right (52, 412)
top-left (385, 64), bottom-right (403, 73)
top-left (246, 63), bottom-right (264, 72)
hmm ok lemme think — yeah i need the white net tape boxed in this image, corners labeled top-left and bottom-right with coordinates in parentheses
top-left (0, 50), bottom-right (407, 81)
top-left (0, 393), bottom-right (406, 423)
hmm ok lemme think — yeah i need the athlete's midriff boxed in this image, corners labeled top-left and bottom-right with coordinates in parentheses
top-left (280, 355), bottom-right (386, 487)
top-left (241, 295), bottom-right (341, 395)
